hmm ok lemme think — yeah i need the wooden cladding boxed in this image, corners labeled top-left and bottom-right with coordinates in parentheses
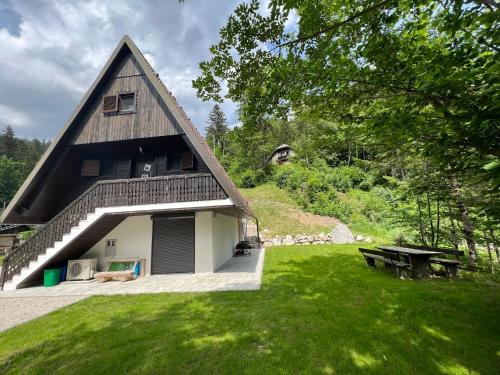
top-left (73, 53), bottom-right (181, 145)
top-left (81, 159), bottom-right (100, 176)
top-left (102, 95), bottom-right (118, 113)
top-left (0, 174), bottom-right (227, 289)
top-left (181, 151), bottom-right (194, 169)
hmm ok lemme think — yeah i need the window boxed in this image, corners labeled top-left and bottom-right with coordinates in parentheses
top-left (118, 93), bottom-right (135, 113)
top-left (81, 159), bottom-right (100, 176)
top-left (181, 151), bottom-right (194, 169)
top-left (169, 154), bottom-right (182, 170)
top-left (101, 159), bottom-right (116, 177)
top-left (102, 92), bottom-right (136, 114)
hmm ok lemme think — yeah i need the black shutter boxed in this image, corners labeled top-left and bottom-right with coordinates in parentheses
top-left (152, 217), bottom-right (195, 274)
top-left (81, 159), bottom-right (100, 176)
top-left (116, 159), bottom-right (131, 179)
top-left (156, 155), bottom-right (168, 176)
top-left (101, 159), bottom-right (116, 177)
top-left (181, 151), bottom-right (193, 169)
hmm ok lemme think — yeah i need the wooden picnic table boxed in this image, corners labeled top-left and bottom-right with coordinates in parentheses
top-left (377, 245), bottom-right (443, 278)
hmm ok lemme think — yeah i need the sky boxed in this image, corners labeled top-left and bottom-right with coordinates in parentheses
top-left (0, 0), bottom-right (245, 140)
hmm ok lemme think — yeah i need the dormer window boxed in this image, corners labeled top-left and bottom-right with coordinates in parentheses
top-left (102, 92), bottom-right (136, 114)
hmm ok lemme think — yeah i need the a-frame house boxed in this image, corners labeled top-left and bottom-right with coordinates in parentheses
top-left (0, 36), bottom-right (256, 290)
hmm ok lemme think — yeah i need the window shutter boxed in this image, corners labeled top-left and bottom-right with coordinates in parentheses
top-left (116, 159), bottom-right (131, 178)
top-left (102, 95), bottom-right (118, 113)
top-left (101, 159), bottom-right (116, 177)
top-left (81, 159), bottom-right (100, 176)
top-left (181, 151), bottom-right (194, 169)
top-left (156, 156), bottom-right (168, 175)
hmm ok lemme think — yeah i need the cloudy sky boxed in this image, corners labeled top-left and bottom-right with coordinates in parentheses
top-left (0, 0), bottom-right (246, 140)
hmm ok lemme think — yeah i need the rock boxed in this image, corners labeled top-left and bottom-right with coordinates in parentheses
top-left (355, 234), bottom-right (373, 243)
top-left (263, 241), bottom-right (273, 247)
top-left (318, 233), bottom-right (328, 242)
top-left (283, 235), bottom-right (294, 245)
top-left (329, 223), bottom-right (355, 244)
top-left (272, 237), bottom-right (282, 246)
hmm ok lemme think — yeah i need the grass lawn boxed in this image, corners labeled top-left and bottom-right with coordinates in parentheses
top-left (1, 244), bottom-right (499, 374)
top-left (241, 184), bottom-right (338, 236)
top-left (0, 255), bottom-right (3, 266)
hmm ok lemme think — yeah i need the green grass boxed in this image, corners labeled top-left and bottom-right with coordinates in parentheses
top-left (348, 216), bottom-right (398, 243)
top-left (1, 244), bottom-right (499, 374)
top-left (0, 255), bottom-right (3, 266)
top-left (241, 184), bottom-right (338, 236)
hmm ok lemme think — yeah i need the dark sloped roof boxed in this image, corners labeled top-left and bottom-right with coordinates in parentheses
top-left (1, 35), bottom-right (254, 222)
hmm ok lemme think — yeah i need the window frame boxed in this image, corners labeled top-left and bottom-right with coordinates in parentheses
top-left (117, 91), bottom-right (136, 114)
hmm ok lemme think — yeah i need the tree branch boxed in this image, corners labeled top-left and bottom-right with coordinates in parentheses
top-left (269, 0), bottom-right (393, 51)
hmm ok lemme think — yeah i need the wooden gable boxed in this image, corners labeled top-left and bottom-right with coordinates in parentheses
top-left (71, 51), bottom-right (182, 145)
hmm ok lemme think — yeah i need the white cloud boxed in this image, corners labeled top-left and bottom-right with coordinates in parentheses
top-left (0, 103), bottom-right (32, 128)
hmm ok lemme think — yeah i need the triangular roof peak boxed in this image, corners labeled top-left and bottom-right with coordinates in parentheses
top-left (1, 36), bottom-right (253, 222)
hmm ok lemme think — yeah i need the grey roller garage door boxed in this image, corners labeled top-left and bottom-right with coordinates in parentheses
top-left (152, 216), bottom-right (195, 274)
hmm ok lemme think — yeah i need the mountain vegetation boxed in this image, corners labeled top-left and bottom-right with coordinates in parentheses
top-left (0, 126), bottom-right (49, 209)
top-left (195, 0), bottom-right (500, 266)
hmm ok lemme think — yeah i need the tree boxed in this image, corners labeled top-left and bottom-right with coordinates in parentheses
top-left (193, 0), bottom-right (499, 259)
top-left (205, 104), bottom-right (229, 155)
top-left (0, 155), bottom-right (24, 207)
top-left (0, 126), bottom-right (18, 159)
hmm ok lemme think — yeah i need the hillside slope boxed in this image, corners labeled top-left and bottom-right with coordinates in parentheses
top-left (240, 184), bottom-right (339, 237)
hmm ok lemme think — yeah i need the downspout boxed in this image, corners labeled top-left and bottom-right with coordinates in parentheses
top-left (256, 218), bottom-right (261, 248)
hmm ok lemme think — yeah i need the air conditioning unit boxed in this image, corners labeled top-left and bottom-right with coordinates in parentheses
top-left (66, 258), bottom-right (97, 281)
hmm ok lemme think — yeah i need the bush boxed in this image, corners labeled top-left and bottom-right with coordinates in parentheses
top-left (272, 161), bottom-right (393, 225)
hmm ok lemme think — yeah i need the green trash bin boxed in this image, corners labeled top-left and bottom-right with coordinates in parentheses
top-left (44, 268), bottom-right (62, 287)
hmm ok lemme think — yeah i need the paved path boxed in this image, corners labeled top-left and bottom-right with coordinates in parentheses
top-left (0, 296), bottom-right (85, 332)
top-left (0, 249), bottom-right (265, 331)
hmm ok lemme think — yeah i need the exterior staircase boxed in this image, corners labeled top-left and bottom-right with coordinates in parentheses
top-left (0, 174), bottom-right (227, 290)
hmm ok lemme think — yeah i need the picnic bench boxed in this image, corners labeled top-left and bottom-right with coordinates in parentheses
top-left (429, 258), bottom-right (461, 278)
top-left (359, 248), bottom-right (411, 278)
top-left (402, 244), bottom-right (463, 277)
top-left (360, 245), bottom-right (463, 279)
top-left (377, 245), bottom-right (444, 278)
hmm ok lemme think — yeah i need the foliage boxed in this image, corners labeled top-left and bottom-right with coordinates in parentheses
top-left (274, 160), bottom-right (390, 223)
top-left (0, 156), bottom-right (24, 206)
top-left (0, 245), bottom-right (499, 373)
top-left (18, 230), bottom-right (36, 242)
top-left (194, 0), bottom-right (499, 193)
top-left (194, 0), bottom-right (499, 259)
top-left (205, 104), bottom-right (230, 156)
top-left (0, 126), bottom-right (49, 207)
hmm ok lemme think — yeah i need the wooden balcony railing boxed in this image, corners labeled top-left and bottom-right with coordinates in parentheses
top-left (0, 174), bottom-right (226, 289)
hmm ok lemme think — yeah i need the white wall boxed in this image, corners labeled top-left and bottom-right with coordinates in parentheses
top-left (194, 211), bottom-right (214, 272)
top-left (81, 215), bottom-right (153, 274)
top-left (195, 211), bottom-right (241, 272)
top-left (212, 212), bottom-right (240, 271)
top-left (82, 211), bottom-right (241, 275)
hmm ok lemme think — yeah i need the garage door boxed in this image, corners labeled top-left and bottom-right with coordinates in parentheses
top-left (152, 216), bottom-right (195, 274)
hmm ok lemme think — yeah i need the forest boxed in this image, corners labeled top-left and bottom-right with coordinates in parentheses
top-left (0, 126), bottom-right (49, 211)
top-left (199, 0), bottom-right (499, 268)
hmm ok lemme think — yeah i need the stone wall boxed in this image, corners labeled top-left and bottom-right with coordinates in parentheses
top-left (261, 224), bottom-right (372, 247)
